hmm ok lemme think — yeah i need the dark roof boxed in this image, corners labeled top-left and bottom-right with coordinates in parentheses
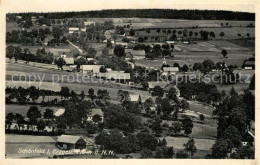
top-left (244, 61), bottom-right (255, 66)
top-left (57, 135), bottom-right (85, 144)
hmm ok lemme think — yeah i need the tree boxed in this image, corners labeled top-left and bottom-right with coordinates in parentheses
top-left (88, 88), bottom-right (95, 100)
top-left (222, 49), bottom-right (228, 58)
top-left (209, 31), bottom-right (215, 40)
top-left (140, 149), bottom-right (154, 158)
top-left (75, 57), bottom-right (87, 70)
top-left (52, 27), bottom-right (63, 39)
top-left (193, 63), bottom-right (203, 71)
top-left (136, 132), bottom-right (158, 151)
top-left (181, 64), bottom-right (189, 72)
top-left (56, 57), bottom-right (66, 70)
top-left (222, 125), bottom-right (243, 148)
top-left (247, 33), bottom-right (250, 38)
top-left (114, 45), bottom-right (125, 58)
top-left (79, 91), bottom-right (85, 100)
top-left (153, 86), bottom-right (164, 97)
top-left (169, 122), bottom-right (182, 136)
top-left (184, 137), bottom-right (197, 158)
top-left (138, 37), bottom-right (144, 43)
top-left (92, 114), bottom-right (102, 123)
top-left (60, 87), bottom-right (70, 99)
top-left (176, 150), bottom-right (189, 158)
top-left (28, 86), bottom-right (40, 102)
top-left (129, 29), bottom-right (135, 36)
top-left (155, 146), bottom-right (174, 158)
top-left (181, 116), bottom-right (193, 136)
top-left (37, 119), bottom-right (46, 132)
top-left (199, 114), bottom-right (205, 123)
top-left (27, 106), bottom-right (41, 125)
top-left (220, 32), bottom-right (225, 39)
top-left (87, 47), bottom-right (97, 58)
top-left (194, 32), bottom-right (198, 40)
top-left (211, 139), bottom-right (230, 158)
top-left (189, 31), bottom-right (193, 39)
top-left (249, 74), bottom-right (255, 90)
top-left (43, 109), bottom-right (54, 121)
top-left (152, 117), bottom-right (162, 136)
top-left (77, 100), bottom-right (93, 120)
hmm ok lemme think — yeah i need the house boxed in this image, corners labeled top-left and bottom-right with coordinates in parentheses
top-left (148, 81), bottom-right (169, 91)
top-left (64, 57), bottom-right (74, 65)
top-left (56, 135), bottom-right (86, 150)
top-left (97, 71), bottom-right (131, 82)
top-left (69, 27), bottom-right (79, 34)
top-left (84, 21), bottom-right (95, 26)
top-left (162, 67), bottom-right (179, 76)
top-left (80, 65), bottom-right (104, 75)
top-left (81, 28), bottom-right (86, 32)
top-left (115, 42), bottom-right (128, 48)
top-left (87, 109), bottom-right (104, 123)
top-left (243, 61), bottom-right (255, 70)
top-left (125, 49), bottom-right (146, 60)
top-left (129, 94), bottom-right (142, 103)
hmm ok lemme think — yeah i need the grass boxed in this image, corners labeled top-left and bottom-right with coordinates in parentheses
top-left (5, 104), bottom-right (61, 116)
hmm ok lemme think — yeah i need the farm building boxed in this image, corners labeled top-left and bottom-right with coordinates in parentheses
top-left (87, 109), bottom-right (104, 123)
top-left (97, 71), bottom-right (131, 82)
top-left (162, 67), bottom-right (179, 76)
top-left (129, 94), bottom-right (142, 103)
top-left (243, 61), bottom-right (255, 70)
top-left (148, 81), bottom-right (169, 91)
top-left (81, 28), bottom-right (86, 32)
top-left (125, 49), bottom-right (146, 60)
top-left (54, 108), bottom-right (65, 117)
top-left (63, 57), bottom-right (74, 65)
top-left (166, 41), bottom-right (175, 44)
top-left (57, 135), bottom-right (86, 150)
top-left (80, 65), bottom-right (104, 75)
top-left (69, 27), bottom-right (80, 34)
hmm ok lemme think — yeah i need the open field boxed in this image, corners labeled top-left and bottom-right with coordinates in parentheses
top-left (5, 104), bottom-right (61, 116)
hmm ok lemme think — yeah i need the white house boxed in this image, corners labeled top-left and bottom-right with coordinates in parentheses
top-left (69, 27), bottom-right (80, 34)
top-left (84, 21), bottom-right (96, 26)
top-left (162, 67), bottom-right (179, 76)
top-left (80, 65), bottom-right (104, 75)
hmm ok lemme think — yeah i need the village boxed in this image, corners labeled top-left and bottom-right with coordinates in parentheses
top-left (5, 10), bottom-right (255, 159)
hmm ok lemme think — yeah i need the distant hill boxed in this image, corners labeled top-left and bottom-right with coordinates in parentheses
top-left (8, 9), bottom-right (255, 21)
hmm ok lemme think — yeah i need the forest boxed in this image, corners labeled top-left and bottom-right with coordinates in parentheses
top-left (7, 9), bottom-right (255, 21)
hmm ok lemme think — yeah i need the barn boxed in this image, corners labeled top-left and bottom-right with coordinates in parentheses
top-left (56, 135), bottom-right (86, 150)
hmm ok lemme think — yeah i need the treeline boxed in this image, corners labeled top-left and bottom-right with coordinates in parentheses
top-left (8, 9), bottom-right (255, 20)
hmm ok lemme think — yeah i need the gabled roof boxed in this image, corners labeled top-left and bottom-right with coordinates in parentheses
top-left (64, 57), bottom-right (74, 65)
top-left (81, 65), bottom-right (104, 73)
top-left (97, 71), bottom-right (131, 80)
top-left (69, 27), bottom-right (79, 31)
top-left (57, 135), bottom-right (85, 144)
top-left (129, 94), bottom-right (141, 102)
top-left (163, 67), bottom-right (179, 72)
top-left (90, 109), bottom-right (103, 117)
top-left (148, 81), bottom-right (168, 89)
top-left (54, 109), bottom-right (65, 117)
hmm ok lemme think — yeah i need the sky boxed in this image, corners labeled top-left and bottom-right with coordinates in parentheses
top-left (1, 0), bottom-right (256, 13)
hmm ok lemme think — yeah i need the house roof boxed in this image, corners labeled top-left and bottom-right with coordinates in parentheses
top-left (54, 109), bottom-right (65, 117)
top-left (163, 67), bottom-right (179, 72)
top-left (90, 109), bottom-right (103, 117)
top-left (63, 57), bottom-right (74, 65)
top-left (125, 49), bottom-right (146, 56)
top-left (69, 27), bottom-right (79, 31)
top-left (129, 94), bottom-right (141, 102)
top-left (97, 71), bottom-right (131, 80)
top-left (57, 135), bottom-right (85, 144)
top-left (148, 81), bottom-right (168, 89)
top-left (81, 65), bottom-right (104, 73)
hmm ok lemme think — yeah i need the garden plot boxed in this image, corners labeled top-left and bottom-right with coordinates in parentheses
top-left (176, 42), bottom-right (221, 52)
